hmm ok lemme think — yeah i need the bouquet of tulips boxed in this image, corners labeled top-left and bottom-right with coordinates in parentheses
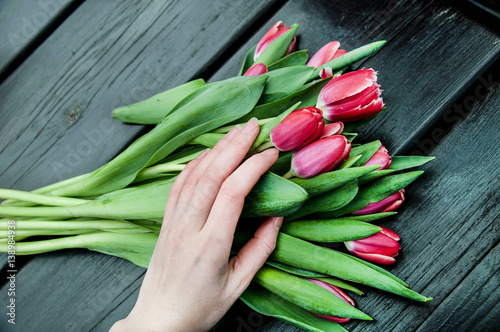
top-left (0, 21), bottom-right (435, 331)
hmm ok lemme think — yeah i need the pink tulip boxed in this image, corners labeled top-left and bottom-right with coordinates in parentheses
top-left (319, 122), bottom-right (344, 139)
top-left (307, 41), bottom-right (348, 79)
top-left (316, 68), bottom-right (385, 122)
top-left (243, 63), bottom-right (269, 77)
top-left (345, 227), bottom-right (400, 265)
top-left (364, 143), bottom-right (392, 170)
top-left (291, 135), bottom-right (351, 178)
top-left (254, 21), bottom-right (296, 61)
top-left (308, 279), bottom-right (355, 323)
top-left (354, 189), bottom-right (405, 215)
top-left (270, 107), bottom-right (324, 151)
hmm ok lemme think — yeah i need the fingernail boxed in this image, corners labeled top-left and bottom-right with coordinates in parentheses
top-left (242, 117), bottom-right (259, 133)
top-left (225, 125), bottom-right (242, 141)
top-left (262, 148), bottom-right (279, 157)
top-left (273, 217), bottom-right (283, 230)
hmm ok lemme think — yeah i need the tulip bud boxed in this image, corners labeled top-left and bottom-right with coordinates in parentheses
top-left (319, 67), bottom-right (333, 80)
top-left (254, 21), bottom-right (296, 62)
top-left (354, 189), bottom-right (405, 215)
top-left (291, 135), bottom-right (351, 178)
top-left (364, 143), bottom-right (392, 170)
top-left (243, 63), bottom-right (269, 77)
top-left (307, 41), bottom-right (347, 69)
top-left (344, 227), bottom-right (400, 265)
top-left (319, 122), bottom-right (344, 139)
top-left (270, 107), bottom-right (324, 151)
top-left (316, 68), bottom-right (385, 122)
top-left (308, 279), bottom-right (355, 323)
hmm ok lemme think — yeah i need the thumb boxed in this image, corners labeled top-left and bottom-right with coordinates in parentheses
top-left (227, 216), bottom-right (283, 295)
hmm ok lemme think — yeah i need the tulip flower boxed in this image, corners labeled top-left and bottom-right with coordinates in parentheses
top-left (308, 279), bottom-right (355, 323)
top-left (316, 68), bottom-right (385, 122)
top-left (254, 21), bottom-right (296, 61)
top-left (243, 63), bottom-right (269, 77)
top-left (307, 41), bottom-right (348, 68)
top-left (270, 107), bottom-right (325, 151)
top-left (290, 135), bottom-right (351, 178)
top-left (344, 227), bottom-right (400, 265)
top-left (365, 144), bottom-right (392, 170)
top-left (354, 189), bottom-right (405, 215)
top-left (308, 41), bottom-right (347, 79)
top-left (319, 121), bottom-right (344, 139)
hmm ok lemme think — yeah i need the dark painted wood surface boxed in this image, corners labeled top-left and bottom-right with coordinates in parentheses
top-left (0, 0), bottom-right (499, 331)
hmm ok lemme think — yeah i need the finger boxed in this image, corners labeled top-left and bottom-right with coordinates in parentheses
top-left (187, 119), bottom-right (261, 224)
top-left (162, 149), bottom-right (209, 229)
top-left (227, 216), bottom-right (283, 295)
top-left (204, 148), bottom-right (279, 242)
top-left (173, 124), bottom-right (243, 218)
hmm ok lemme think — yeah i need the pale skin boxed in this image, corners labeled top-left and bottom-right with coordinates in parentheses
top-left (110, 118), bottom-right (283, 331)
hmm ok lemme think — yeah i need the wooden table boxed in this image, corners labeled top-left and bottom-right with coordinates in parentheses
top-left (0, 0), bottom-right (498, 331)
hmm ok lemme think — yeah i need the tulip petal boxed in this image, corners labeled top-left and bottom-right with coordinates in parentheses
top-left (307, 41), bottom-right (341, 68)
top-left (351, 252), bottom-right (397, 265)
top-left (320, 122), bottom-right (344, 138)
top-left (243, 63), bottom-right (269, 77)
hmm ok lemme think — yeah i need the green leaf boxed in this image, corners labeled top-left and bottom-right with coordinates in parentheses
top-left (187, 133), bottom-right (224, 148)
top-left (266, 261), bottom-right (329, 278)
top-left (259, 66), bottom-right (315, 104)
top-left (315, 277), bottom-right (364, 296)
top-left (291, 166), bottom-right (379, 196)
top-left (268, 50), bottom-right (309, 71)
top-left (350, 140), bottom-right (382, 166)
top-left (237, 77), bottom-right (329, 123)
top-left (112, 79), bottom-right (206, 125)
top-left (266, 233), bottom-right (432, 302)
top-left (241, 284), bottom-right (348, 332)
top-left (49, 76), bottom-right (268, 197)
top-left (337, 154), bottom-right (362, 170)
top-left (238, 44), bottom-right (257, 75)
top-left (254, 266), bottom-right (372, 320)
top-left (242, 172), bottom-right (308, 217)
top-left (328, 171), bottom-right (424, 217)
top-left (334, 212), bottom-right (397, 223)
top-left (310, 41), bottom-right (386, 79)
top-left (269, 152), bottom-right (293, 176)
top-left (285, 181), bottom-right (359, 222)
top-left (256, 24), bottom-right (298, 66)
top-left (281, 218), bottom-right (382, 242)
top-left (389, 156), bottom-right (436, 171)
top-left (358, 169), bottom-right (395, 185)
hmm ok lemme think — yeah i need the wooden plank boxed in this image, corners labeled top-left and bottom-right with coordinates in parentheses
top-left (416, 244), bottom-right (500, 332)
top-left (0, 0), bottom-right (81, 81)
top-left (0, 0), bottom-right (280, 331)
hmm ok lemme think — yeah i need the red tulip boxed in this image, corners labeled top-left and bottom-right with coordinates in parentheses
top-left (344, 227), bottom-right (400, 265)
top-left (243, 63), bottom-right (269, 77)
top-left (364, 143), bottom-right (392, 170)
top-left (307, 41), bottom-right (347, 79)
top-left (291, 135), bottom-right (351, 178)
top-left (316, 68), bottom-right (385, 122)
top-left (308, 279), bottom-right (355, 323)
top-left (254, 21), bottom-right (296, 61)
top-left (270, 107), bottom-right (324, 151)
top-left (319, 122), bottom-right (344, 139)
top-left (354, 189), bottom-right (405, 215)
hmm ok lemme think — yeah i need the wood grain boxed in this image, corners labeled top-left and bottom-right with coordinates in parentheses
top-left (0, 0), bottom-right (81, 81)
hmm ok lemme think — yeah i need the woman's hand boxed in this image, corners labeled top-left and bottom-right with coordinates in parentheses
top-left (110, 118), bottom-right (282, 331)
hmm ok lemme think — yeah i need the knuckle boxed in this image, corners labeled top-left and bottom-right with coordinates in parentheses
top-left (260, 239), bottom-right (276, 257)
top-left (184, 171), bottom-right (201, 186)
top-left (221, 177), bottom-right (244, 199)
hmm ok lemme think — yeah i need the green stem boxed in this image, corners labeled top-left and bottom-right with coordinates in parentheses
top-left (0, 189), bottom-right (89, 207)
top-left (134, 164), bottom-right (185, 183)
top-left (0, 219), bottom-right (143, 231)
top-left (282, 171), bottom-right (293, 179)
top-left (253, 141), bottom-right (275, 153)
